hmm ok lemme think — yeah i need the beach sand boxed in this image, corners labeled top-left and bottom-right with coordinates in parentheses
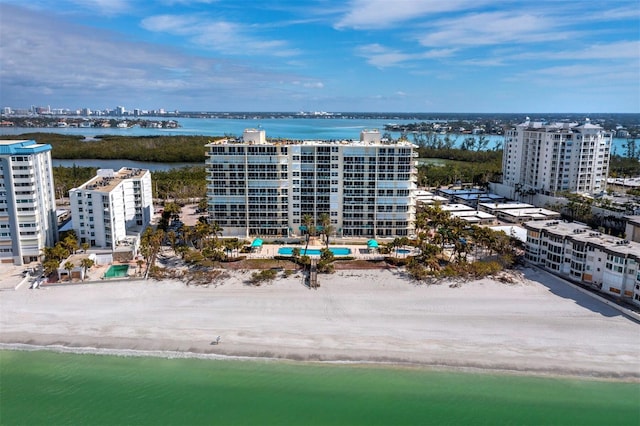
top-left (1, 268), bottom-right (639, 379)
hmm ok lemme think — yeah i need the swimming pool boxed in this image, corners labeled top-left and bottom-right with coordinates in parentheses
top-left (278, 247), bottom-right (351, 256)
top-left (397, 249), bottom-right (411, 254)
top-left (103, 264), bottom-right (130, 278)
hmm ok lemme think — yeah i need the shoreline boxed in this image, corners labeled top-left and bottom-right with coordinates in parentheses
top-left (2, 342), bottom-right (638, 383)
top-left (2, 268), bottom-right (639, 382)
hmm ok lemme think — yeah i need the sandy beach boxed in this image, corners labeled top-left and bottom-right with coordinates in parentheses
top-left (1, 267), bottom-right (639, 380)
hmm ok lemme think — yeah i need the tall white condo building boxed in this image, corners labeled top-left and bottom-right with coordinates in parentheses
top-left (502, 119), bottom-right (611, 195)
top-left (0, 139), bottom-right (57, 265)
top-left (206, 130), bottom-right (418, 238)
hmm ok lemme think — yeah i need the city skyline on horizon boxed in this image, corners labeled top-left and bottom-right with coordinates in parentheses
top-left (1, 1), bottom-right (639, 114)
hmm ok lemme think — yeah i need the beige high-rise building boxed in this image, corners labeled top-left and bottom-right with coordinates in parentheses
top-left (206, 129), bottom-right (418, 238)
top-left (502, 119), bottom-right (611, 196)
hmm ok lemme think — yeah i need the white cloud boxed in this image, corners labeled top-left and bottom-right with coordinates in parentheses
top-left (68, 0), bottom-right (132, 16)
top-left (540, 41), bottom-right (640, 61)
top-left (356, 44), bottom-right (416, 68)
top-left (334, 0), bottom-right (485, 29)
top-left (0, 5), bottom-right (309, 109)
top-left (417, 11), bottom-right (574, 47)
top-left (355, 44), bottom-right (456, 68)
top-left (141, 14), bottom-right (300, 57)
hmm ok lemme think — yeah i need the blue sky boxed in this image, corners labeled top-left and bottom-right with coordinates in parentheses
top-left (1, 0), bottom-right (638, 113)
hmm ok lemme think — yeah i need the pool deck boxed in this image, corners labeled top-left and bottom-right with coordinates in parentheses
top-left (247, 244), bottom-right (420, 260)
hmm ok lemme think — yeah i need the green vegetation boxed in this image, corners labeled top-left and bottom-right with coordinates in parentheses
top-left (41, 231), bottom-right (83, 278)
top-left (402, 205), bottom-right (522, 282)
top-left (3, 133), bottom-right (218, 162)
top-left (51, 165), bottom-right (205, 199)
top-left (152, 166), bottom-right (206, 200)
top-left (609, 154), bottom-right (640, 178)
top-left (248, 269), bottom-right (278, 285)
top-left (416, 151), bottom-right (502, 187)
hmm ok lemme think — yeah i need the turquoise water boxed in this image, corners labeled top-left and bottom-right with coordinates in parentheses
top-left (1, 350), bottom-right (638, 426)
top-left (1, 117), bottom-right (630, 155)
top-left (278, 247), bottom-right (351, 256)
top-left (103, 264), bottom-right (129, 278)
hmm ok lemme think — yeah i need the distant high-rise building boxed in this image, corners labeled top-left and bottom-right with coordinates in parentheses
top-left (205, 129), bottom-right (417, 238)
top-left (115, 106), bottom-right (126, 116)
top-left (69, 168), bottom-right (153, 252)
top-left (0, 139), bottom-right (58, 265)
top-left (502, 119), bottom-right (611, 196)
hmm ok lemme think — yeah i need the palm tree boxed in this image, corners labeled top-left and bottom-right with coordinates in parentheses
top-left (166, 230), bottom-right (178, 253)
top-left (318, 213), bottom-right (334, 248)
top-left (388, 237), bottom-right (401, 258)
top-left (63, 261), bottom-right (74, 282)
top-left (62, 233), bottom-right (79, 254)
top-left (80, 258), bottom-right (94, 281)
top-left (302, 214), bottom-right (314, 254)
top-left (140, 227), bottom-right (165, 279)
top-left (210, 221), bottom-right (223, 242)
top-left (292, 247), bottom-right (301, 264)
top-left (193, 219), bottom-right (211, 250)
top-left (163, 202), bottom-right (182, 222)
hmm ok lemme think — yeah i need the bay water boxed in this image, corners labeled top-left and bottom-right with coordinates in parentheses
top-left (1, 350), bottom-right (638, 425)
top-left (1, 116), bottom-right (631, 154)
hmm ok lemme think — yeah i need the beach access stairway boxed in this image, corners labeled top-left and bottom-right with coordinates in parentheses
top-left (309, 258), bottom-right (318, 289)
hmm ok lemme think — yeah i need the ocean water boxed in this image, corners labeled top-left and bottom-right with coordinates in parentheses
top-left (0, 116), bottom-right (630, 154)
top-left (1, 350), bottom-right (638, 426)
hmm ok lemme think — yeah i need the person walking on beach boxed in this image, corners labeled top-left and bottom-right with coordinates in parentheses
top-left (216, 336), bottom-right (221, 345)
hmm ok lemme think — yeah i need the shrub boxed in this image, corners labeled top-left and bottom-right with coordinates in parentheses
top-left (406, 263), bottom-right (430, 281)
top-left (248, 269), bottom-right (277, 286)
top-left (385, 256), bottom-right (412, 266)
top-left (470, 260), bottom-right (502, 278)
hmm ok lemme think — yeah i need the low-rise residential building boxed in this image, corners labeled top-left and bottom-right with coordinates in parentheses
top-left (449, 210), bottom-right (497, 225)
top-left (524, 220), bottom-right (640, 307)
top-left (415, 190), bottom-right (449, 206)
top-left (69, 168), bottom-right (152, 256)
top-left (0, 139), bottom-right (57, 265)
top-left (479, 202), bottom-right (561, 224)
top-left (436, 188), bottom-right (505, 207)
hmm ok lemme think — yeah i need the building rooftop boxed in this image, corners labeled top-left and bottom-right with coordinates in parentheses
top-left (0, 139), bottom-right (51, 154)
top-left (479, 202), bottom-right (534, 210)
top-left (441, 204), bottom-right (475, 212)
top-left (205, 137), bottom-right (416, 147)
top-left (499, 208), bottom-right (561, 221)
top-left (75, 167), bottom-right (148, 193)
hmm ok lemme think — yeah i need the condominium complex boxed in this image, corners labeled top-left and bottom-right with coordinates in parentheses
top-left (524, 220), bottom-right (640, 307)
top-left (205, 129), bottom-right (417, 238)
top-left (502, 119), bottom-right (611, 195)
top-left (69, 168), bottom-right (152, 252)
top-left (0, 139), bottom-right (57, 265)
